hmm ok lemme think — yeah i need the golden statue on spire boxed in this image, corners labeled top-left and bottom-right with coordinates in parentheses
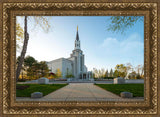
top-left (77, 25), bottom-right (78, 31)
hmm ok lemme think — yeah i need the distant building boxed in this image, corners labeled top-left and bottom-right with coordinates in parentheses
top-left (47, 26), bottom-right (92, 79)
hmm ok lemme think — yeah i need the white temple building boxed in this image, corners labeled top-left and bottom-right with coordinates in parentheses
top-left (47, 26), bottom-right (92, 79)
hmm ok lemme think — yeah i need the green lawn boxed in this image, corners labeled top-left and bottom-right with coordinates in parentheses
top-left (95, 84), bottom-right (144, 97)
top-left (16, 84), bottom-right (67, 97)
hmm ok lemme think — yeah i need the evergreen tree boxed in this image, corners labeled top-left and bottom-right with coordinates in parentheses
top-left (104, 69), bottom-right (108, 78)
top-left (109, 69), bottom-right (113, 77)
top-left (24, 55), bottom-right (37, 67)
top-left (38, 61), bottom-right (50, 77)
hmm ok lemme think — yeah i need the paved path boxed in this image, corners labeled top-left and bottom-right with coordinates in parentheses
top-left (16, 83), bottom-right (144, 101)
top-left (42, 83), bottom-right (121, 101)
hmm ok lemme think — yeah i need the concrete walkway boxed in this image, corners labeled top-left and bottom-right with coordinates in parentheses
top-left (42, 83), bottom-right (121, 101)
top-left (16, 83), bottom-right (144, 101)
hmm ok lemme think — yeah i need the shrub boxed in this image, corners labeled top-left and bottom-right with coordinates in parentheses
top-left (17, 78), bottom-right (27, 82)
top-left (136, 74), bottom-right (141, 79)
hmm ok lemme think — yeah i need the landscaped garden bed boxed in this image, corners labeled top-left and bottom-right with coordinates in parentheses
top-left (16, 84), bottom-right (67, 97)
top-left (95, 84), bottom-right (144, 97)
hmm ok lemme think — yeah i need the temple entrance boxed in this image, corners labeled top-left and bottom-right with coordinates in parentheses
top-left (83, 73), bottom-right (87, 79)
top-left (79, 73), bottom-right (87, 79)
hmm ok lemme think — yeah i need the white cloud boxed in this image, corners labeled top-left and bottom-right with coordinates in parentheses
top-left (101, 37), bottom-right (120, 56)
top-left (85, 33), bottom-right (144, 71)
top-left (99, 33), bottom-right (144, 65)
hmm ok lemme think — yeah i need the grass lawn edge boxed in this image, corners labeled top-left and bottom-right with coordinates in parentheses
top-left (16, 84), bottom-right (68, 97)
top-left (94, 83), bottom-right (144, 97)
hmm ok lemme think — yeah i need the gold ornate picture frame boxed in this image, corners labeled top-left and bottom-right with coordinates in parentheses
top-left (0, 0), bottom-right (160, 116)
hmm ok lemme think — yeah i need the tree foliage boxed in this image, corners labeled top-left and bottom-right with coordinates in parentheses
top-left (17, 55), bottom-right (49, 80)
top-left (104, 69), bottom-right (108, 77)
top-left (16, 23), bottom-right (24, 52)
top-left (115, 64), bottom-right (127, 77)
top-left (38, 61), bottom-right (50, 77)
top-left (16, 16), bottom-right (51, 81)
top-left (24, 56), bottom-right (37, 67)
top-left (113, 70), bottom-right (119, 77)
top-left (16, 16), bottom-right (51, 53)
top-left (92, 63), bottom-right (144, 79)
top-left (107, 16), bottom-right (143, 34)
top-left (31, 16), bottom-right (51, 33)
top-left (92, 68), bottom-right (106, 78)
top-left (56, 68), bottom-right (62, 78)
top-left (109, 68), bottom-right (113, 77)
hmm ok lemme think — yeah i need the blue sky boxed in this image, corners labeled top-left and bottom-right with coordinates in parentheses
top-left (16, 16), bottom-right (144, 71)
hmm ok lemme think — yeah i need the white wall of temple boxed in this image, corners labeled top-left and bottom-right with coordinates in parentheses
top-left (70, 50), bottom-right (79, 78)
top-left (68, 56), bottom-right (76, 78)
top-left (47, 53), bottom-right (87, 79)
top-left (70, 49), bottom-right (85, 79)
top-left (77, 56), bottom-right (80, 78)
top-left (82, 55), bottom-right (84, 73)
top-left (84, 65), bottom-right (88, 73)
top-left (47, 58), bottom-right (74, 78)
top-left (47, 58), bottom-right (63, 74)
top-left (61, 59), bottom-right (73, 78)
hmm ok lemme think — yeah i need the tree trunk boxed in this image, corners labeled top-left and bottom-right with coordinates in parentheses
top-left (141, 66), bottom-right (144, 77)
top-left (16, 16), bottom-right (29, 82)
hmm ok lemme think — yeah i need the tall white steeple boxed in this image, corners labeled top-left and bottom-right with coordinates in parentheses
top-left (75, 25), bottom-right (81, 50)
top-left (70, 25), bottom-right (85, 79)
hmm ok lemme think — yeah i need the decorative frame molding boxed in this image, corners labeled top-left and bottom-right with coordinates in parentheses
top-left (0, 0), bottom-right (159, 116)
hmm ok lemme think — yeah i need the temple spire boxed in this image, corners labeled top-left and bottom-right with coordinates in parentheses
top-left (76, 25), bottom-right (79, 41)
top-left (75, 25), bottom-right (80, 49)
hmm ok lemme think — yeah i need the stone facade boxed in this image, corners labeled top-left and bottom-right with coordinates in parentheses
top-left (120, 92), bottom-right (133, 98)
top-left (31, 92), bottom-right (43, 98)
top-left (47, 26), bottom-right (91, 79)
top-left (37, 77), bottom-right (49, 84)
top-left (113, 77), bottom-right (125, 84)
